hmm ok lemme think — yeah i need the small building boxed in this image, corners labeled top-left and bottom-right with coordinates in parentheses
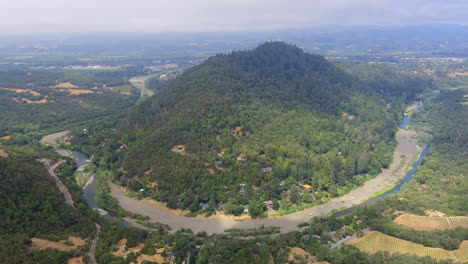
top-left (264, 200), bottom-right (273, 209)
top-left (239, 184), bottom-right (246, 192)
top-left (261, 167), bottom-right (273, 173)
top-left (214, 160), bottom-right (224, 168)
top-left (198, 202), bottom-right (209, 210)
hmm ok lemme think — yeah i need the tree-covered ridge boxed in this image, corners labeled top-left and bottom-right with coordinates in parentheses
top-left (0, 150), bottom-right (94, 263)
top-left (77, 42), bottom-right (431, 215)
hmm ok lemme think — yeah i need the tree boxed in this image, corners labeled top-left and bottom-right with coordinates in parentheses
top-left (249, 199), bottom-right (266, 218)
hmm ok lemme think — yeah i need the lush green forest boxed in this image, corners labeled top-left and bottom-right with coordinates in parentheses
top-left (71, 42), bottom-right (434, 216)
top-left (0, 146), bottom-right (95, 264)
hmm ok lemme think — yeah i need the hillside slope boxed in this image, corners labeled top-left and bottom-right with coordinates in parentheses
top-left (107, 42), bottom-right (414, 214)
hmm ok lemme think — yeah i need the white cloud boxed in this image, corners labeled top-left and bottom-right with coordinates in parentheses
top-left (0, 0), bottom-right (466, 34)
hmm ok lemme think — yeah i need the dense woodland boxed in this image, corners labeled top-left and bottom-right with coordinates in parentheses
top-left (72, 42), bottom-right (433, 216)
top-left (0, 146), bottom-right (95, 263)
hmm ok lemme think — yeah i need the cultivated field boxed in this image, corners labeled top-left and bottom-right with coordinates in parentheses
top-left (351, 231), bottom-right (468, 262)
top-left (394, 214), bottom-right (468, 231)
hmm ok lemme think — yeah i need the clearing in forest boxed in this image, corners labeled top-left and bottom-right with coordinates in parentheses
top-left (288, 247), bottom-right (314, 262)
top-left (57, 89), bottom-right (94, 95)
top-left (0, 148), bottom-right (8, 158)
top-left (394, 214), bottom-right (468, 231)
top-left (67, 256), bottom-right (84, 264)
top-left (112, 238), bottom-right (166, 263)
top-left (172, 144), bottom-right (186, 153)
top-left (105, 84), bottom-right (133, 95)
top-left (350, 231), bottom-right (468, 262)
top-left (12, 96), bottom-right (49, 104)
top-left (1, 88), bottom-right (41, 96)
top-left (29, 237), bottom-right (86, 251)
top-left (41, 130), bottom-right (70, 145)
top-left (51, 82), bottom-right (79, 88)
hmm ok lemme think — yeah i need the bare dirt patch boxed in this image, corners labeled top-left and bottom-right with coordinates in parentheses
top-left (171, 144), bottom-right (186, 153)
top-left (0, 148), bottom-right (8, 158)
top-left (112, 238), bottom-right (166, 263)
top-left (425, 210), bottom-right (447, 217)
top-left (12, 96), bottom-right (50, 104)
top-left (136, 253), bottom-right (165, 264)
top-left (52, 82), bottom-right (79, 88)
top-left (67, 256), bottom-right (84, 264)
top-left (1, 88), bottom-right (40, 96)
top-left (288, 247), bottom-right (313, 262)
top-left (29, 237), bottom-right (86, 251)
top-left (41, 130), bottom-right (70, 145)
top-left (394, 214), bottom-right (468, 231)
top-left (448, 71), bottom-right (468, 78)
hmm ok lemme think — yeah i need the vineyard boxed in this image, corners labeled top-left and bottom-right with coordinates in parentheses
top-left (350, 231), bottom-right (468, 262)
top-left (394, 214), bottom-right (468, 231)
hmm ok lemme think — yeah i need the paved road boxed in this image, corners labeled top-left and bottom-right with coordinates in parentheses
top-left (109, 128), bottom-right (421, 234)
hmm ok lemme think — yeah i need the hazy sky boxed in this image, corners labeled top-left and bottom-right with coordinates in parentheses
top-left (0, 0), bottom-right (467, 34)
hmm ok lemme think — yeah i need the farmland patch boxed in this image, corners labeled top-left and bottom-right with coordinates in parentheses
top-left (351, 231), bottom-right (468, 262)
top-left (394, 214), bottom-right (468, 231)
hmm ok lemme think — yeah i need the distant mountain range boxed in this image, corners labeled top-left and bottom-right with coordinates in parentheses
top-left (0, 24), bottom-right (467, 57)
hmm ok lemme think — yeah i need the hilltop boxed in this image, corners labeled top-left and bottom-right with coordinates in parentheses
top-left (84, 42), bottom-right (424, 216)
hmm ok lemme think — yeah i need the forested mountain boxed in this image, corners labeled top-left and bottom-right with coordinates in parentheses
top-left (82, 42), bottom-right (431, 215)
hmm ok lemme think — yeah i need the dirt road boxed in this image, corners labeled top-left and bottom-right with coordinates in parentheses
top-left (88, 223), bottom-right (100, 264)
top-left (109, 128), bottom-right (421, 234)
top-left (41, 159), bottom-right (75, 207)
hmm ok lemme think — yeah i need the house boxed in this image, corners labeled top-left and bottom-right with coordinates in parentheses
top-left (261, 167), bottom-right (273, 173)
top-left (198, 202), bottom-right (209, 210)
top-left (239, 184), bottom-right (246, 192)
top-left (214, 160), bottom-right (224, 168)
top-left (264, 200), bottom-right (273, 209)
